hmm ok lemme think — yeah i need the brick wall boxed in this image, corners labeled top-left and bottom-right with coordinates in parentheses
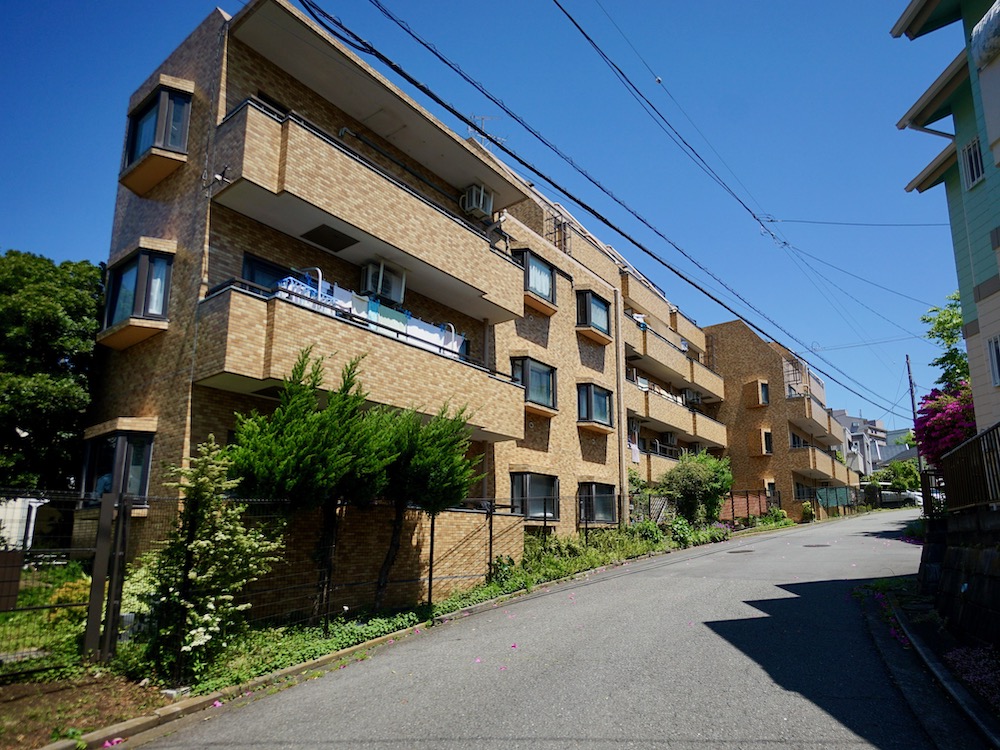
top-left (245, 505), bottom-right (524, 617)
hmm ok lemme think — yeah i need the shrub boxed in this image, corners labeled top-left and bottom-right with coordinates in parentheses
top-left (46, 577), bottom-right (93, 627)
top-left (659, 452), bottom-right (733, 524)
top-left (667, 516), bottom-right (695, 548)
top-left (629, 519), bottom-right (664, 544)
top-left (801, 501), bottom-right (814, 522)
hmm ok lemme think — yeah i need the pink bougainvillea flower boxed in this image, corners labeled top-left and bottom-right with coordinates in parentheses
top-left (212, 700), bottom-right (223, 708)
top-left (511, 643), bottom-right (518, 649)
top-left (475, 657), bottom-right (481, 663)
top-left (499, 666), bottom-right (508, 671)
top-left (103, 740), bottom-right (125, 747)
top-left (387, 639), bottom-right (395, 645)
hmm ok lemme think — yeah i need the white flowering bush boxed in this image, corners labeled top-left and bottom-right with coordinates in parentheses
top-left (147, 436), bottom-right (283, 683)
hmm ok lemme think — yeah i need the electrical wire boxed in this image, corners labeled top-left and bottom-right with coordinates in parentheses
top-left (560, 1), bottom-right (939, 335)
top-left (299, 0), bottom-right (912, 420)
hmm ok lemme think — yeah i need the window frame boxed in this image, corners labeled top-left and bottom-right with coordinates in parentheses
top-left (989, 334), bottom-right (1000, 387)
top-left (576, 289), bottom-right (611, 335)
top-left (243, 254), bottom-right (292, 291)
top-left (763, 430), bottom-right (773, 455)
top-left (82, 432), bottom-right (153, 501)
top-left (513, 249), bottom-right (556, 305)
top-left (511, 472), bottom-right (560, 520)
top-left (760, 382), bottom-right (770, 405)
top-left (961, 137), bottom-right (986, 190)
top-left (511, 357), bottom-right (557, 409)
top-left (125, 87), bottom-right (192, 169)
top-left (578, 482), bottom-right (617, 523)
top-left (577, 383), bottom-right (614, 427)
top-left (105, 250), bottom-right (173, 328)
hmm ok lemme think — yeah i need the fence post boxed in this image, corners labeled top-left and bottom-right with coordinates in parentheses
top-left (427, 513), bottom-right (436, 607)
top-left (83, 492), bottom-right (116, 658)
top-left (487, 501), bottom-right (494, 580)
top-left (99, 493), bottom-right (132, 660)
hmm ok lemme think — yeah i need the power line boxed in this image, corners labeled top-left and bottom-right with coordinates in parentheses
top-left (764, 217), bottom-right (950, 228)
top-left (553, 0), bottom-right (942, 380)
top-left (300, 0), bottom-right (911, 420)
top-left (562, 2), bottom-right (939, 334)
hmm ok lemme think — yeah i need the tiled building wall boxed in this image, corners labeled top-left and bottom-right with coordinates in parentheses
top-left (245, 505), bottom-right (524, 615)
top-left (492, 214), bottom-right (623, 534)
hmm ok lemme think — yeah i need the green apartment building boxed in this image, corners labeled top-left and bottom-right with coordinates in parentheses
top-left (895, 0), bottom-right (1000, 430)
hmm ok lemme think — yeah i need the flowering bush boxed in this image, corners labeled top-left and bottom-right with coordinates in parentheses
top-left (914, 381), bottom-right (976, 466)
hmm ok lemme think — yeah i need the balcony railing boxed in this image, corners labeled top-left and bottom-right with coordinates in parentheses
top-left (206, 276), bottom-right (478, 365)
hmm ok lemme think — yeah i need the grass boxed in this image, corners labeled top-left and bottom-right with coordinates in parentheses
top-left (3, 517), bottom-right (795, 747)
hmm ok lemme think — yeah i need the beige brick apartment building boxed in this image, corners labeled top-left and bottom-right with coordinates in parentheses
top-left (705, 320), bottom-right (860, 519)
top-left (82, 0), bottom-right (731, 536)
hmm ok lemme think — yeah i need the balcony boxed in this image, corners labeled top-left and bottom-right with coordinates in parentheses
top-left (692, 411), bottom-right (727, 449)
top-left (689, 359), bottom-right (724, 401)
top-left (211, 101), bottom-right (523, 323)
top-left (787, 393), bottom-right (839, 447)
top-left (193, 281), bottom-right (524, 442)
top-left (669, 308), bottom-right (705, 353)
top-left (788, 446), bottom-right (852, 485)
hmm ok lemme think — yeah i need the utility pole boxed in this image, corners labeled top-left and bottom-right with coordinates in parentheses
top-left (907, 354), bottom-right (924, 473)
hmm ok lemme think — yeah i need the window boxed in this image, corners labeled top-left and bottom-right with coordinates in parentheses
top-left (763, 431), bottom-right (773, 455)
top-left (578, 383), bottom-right (613, 426)
top-left (790, 433), bottom-right (807, 449)
top-left (83, 433), bottom-right (153, 500)
top-left (106, 251), bottom-right (173, 327)
top-left (512, 357), bottom-right (556, 409)
top-left (513, 250), bottom-right (556, 304)
top-left (125, 87), bottom-right (192, 168)
top-left (962, 138), bottom-right (985, 190)
top-left (579, 483), bottom-right (617, 523)
top-left (576, 290), bottom-right (610, 335)
top-left (511, 473), bottom-right (559, 519)
top-left (243, 254), bottom-right (291, 291)
top-left (989, 335), bottom-right (1000, 387)
top-left (760, 382), bottom-right (769, 405)
top-left (766, 481), bottom-right (776, 498)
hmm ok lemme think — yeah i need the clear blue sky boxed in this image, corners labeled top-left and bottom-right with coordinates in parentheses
top-left (0, 1), bottom-right (966, 429)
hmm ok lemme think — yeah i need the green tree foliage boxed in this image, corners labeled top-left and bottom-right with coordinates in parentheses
top-left (895, 431), bottom-right (916, 447)
top-left (148, 437), bottom-right (283, 683)
top-left (868, 459), bottom-right (920, 491)
top-left (658, 451), bottom-right (733, 524)
top-left (373, 406), bottom-right (480, 609)
top-left (228, 349), bottom-right (396, 618)
top-left (921, 292), bottom-right (969, 389)
top-left (0, 250), bottom-right (102, 487)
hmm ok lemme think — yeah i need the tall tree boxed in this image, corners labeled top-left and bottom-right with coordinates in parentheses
top-left (373, 406), bottom-right (479, 610)
top-left (921, 292), bottom-right (969, 389)
top-left (228, 349), bottom-right (395, 619)
top-left (0, 250), bottom-right (102, 488)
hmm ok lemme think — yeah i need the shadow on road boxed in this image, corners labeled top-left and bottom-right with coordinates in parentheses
top-left (705, 575), bottom-right (929, 749)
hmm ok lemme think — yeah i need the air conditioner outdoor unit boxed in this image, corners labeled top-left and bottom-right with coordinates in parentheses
top-left (361, 261), bottom-right (405, 304)
top-left (460, 184), bottom-right (494, 219)
top-left (662, 432), bottom-right (676, 446)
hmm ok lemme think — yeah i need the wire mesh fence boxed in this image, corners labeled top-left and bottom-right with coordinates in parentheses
top-left (0, 489), bottom-right (108, 681)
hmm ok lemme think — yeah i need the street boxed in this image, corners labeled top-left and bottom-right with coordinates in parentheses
top-left (139, 510), bottom-right (962, 749)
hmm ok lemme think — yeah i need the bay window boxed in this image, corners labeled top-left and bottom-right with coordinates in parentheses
top-left (125, 87), bottom-right (192, 168)
top-left (512, 357), bottom-right (556, 409)
top-left (106, 250), bottom-right (173, 327)
top-left (578, 383), bottom-right (613, 427)
top-left (511, 472), bottom-right (559, 520)
top-left (576, 290), bottom-right (610, 335)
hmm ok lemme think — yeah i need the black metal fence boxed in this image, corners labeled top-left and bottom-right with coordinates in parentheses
top-left (939, 420), bottom-right (1000, 512)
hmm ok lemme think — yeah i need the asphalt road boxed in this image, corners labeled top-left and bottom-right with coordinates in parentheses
top-left (140, 510), bottom-right (956, 749)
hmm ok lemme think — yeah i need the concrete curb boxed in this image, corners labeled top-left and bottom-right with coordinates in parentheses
top-left (34, 622), bottom-right (431, 750)
top-left (892, 601), bottom-right (1000, 749)
top-left (36, 522), bottom-right (814, 749)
